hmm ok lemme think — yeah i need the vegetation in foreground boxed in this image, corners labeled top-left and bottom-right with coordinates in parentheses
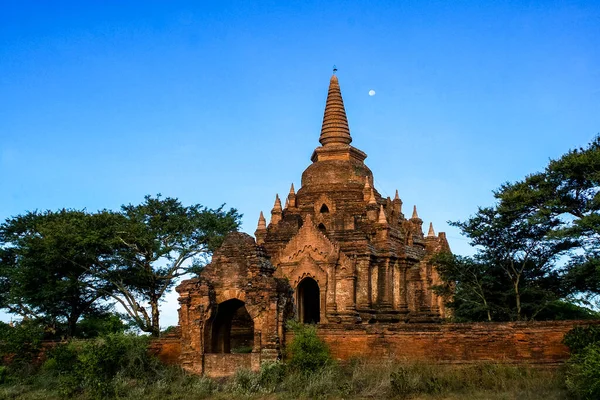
top-left (1, 323), bottom-right (599, 400)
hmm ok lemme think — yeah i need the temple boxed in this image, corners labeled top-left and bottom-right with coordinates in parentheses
top-left (175, 73), bottom-right (450, 376)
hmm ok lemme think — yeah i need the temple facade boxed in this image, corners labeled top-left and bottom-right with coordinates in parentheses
top-left (176, 73), bottom-right (450, 376)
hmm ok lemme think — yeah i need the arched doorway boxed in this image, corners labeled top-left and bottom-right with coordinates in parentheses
top-left (297, 277), bottom-right (320, 324)
top-left (205, 299), bottom-right (254, 353)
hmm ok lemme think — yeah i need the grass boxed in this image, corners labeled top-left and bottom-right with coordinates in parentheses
top-left (0, 360), bottom-right (568, 400)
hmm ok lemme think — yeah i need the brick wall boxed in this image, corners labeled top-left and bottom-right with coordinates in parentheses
top-left (284, 320), bottom-right (600, 365)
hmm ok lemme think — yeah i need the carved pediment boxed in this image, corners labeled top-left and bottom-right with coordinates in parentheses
top-left (276, 214), bottom-right (340, 265)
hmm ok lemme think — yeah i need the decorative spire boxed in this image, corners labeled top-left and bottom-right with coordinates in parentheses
top-left (271, 195), bottom-right (283, 225)
top-left (412, 205), bottom-right (419, 219)
top-left (427, 222), bottom-right (436, 237)
top-left (319, 73), bottom-right (352, 147)
top-left (284, 197), bottom-right (289, 209)
top-left (273, 194), bottom-right (282, 212)
top-left (289, 183), bottom-right (295, 195)
top-left (364, 176), bottom-right (371, 190)
top-left (378, 205), bottom-right (388, 224)
top-left (288, 183), bottom-right (296, 208)
top-left (368, 188), bottom-right (377, 205)
top-left (257, 211), bottom-right (266, 230)
top-left (394, 190), bottom-right (400, 201)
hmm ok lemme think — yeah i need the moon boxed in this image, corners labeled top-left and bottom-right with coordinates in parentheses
top-left (368, 89), bottom-right (376, 96)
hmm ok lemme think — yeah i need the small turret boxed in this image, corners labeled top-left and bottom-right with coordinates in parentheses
top-left (271, 195), bottom-right (282, 225)
top-left (363, 177), bottom-right (371, 202)
top-left (427, 222), bottom-right (436, 237)
top-left (288, 183), bottom-right (296, 208)
top-left (367, 188), bottom-right (378, 221)
top-left (393, 190), bottom-right (403, 218)
top-left (410, 205), bottom-right (424, 237)
top-left (255, 211), bottom-right (267, 245)
top-left (378, 204), bottom-right (388, 225)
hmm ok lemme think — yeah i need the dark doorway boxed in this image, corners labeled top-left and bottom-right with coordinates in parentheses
top-left (205, 299), bottom-right (254, 353)
top-left (297, 277), bottom-right (320, 324)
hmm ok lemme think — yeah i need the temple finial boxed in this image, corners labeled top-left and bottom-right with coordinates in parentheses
top-left (333, 65), bottom-right (338, 74)
top-left (412, 205), bottom-right (419, 219)
top-left (364, 176), bottom-right (371, 190)
top-left (257, 211), bottom-right (267, 230)
top-left (394, 190), bottom-right (399, 201)
top-left (378, 205), bottom-right (388, 224)
top-left (427, 222), bottom-right (436, 237)
top-left (255, 211), bottom-right (267, 244)
top-left (319, 72), bottom-right (352, 147)
top-left (289, 183), bottom-right (295, 195)
top-left (284, 197), bottom-right (289, 209)
top-left (368, 188), bottom-right (377, 205)
top-left (273, 194), bottom-right (282, 212)
top-left (271, 195), bottom-right (282, 225)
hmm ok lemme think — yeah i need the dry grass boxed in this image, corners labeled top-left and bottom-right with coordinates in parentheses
top-left (0, 361), bottom-right (569, 400)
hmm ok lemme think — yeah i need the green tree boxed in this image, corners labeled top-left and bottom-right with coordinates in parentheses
top-left (441, 135), bottom-right (600, 321)
top-left (0, 210), bottom-right (119, 337)
top-left (497, 136), bottom-right (600, 306)
top-left (100, 195), bottom-right (241, 336)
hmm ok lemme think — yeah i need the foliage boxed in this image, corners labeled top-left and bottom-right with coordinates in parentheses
top-left (440, 136), bottom-right (600, 321)
top-left (0, 195), bottom-right (241, 338)
top-left (74, 313), bottom-right (129, 339)
top-left (286, 321), bottom-right (331, 373)
top-left (43, 333), bottom-right (159, 398)
top-left (563, 325), bottom-right (600, 355)
top-left (563, 325), bottom-right (600, 399)
top-left (565, 344), bottom-right (600, 400)
top-left (0, 320), bottom-right (45, 366)
top-left (0, 210), bottom-right (120, 337)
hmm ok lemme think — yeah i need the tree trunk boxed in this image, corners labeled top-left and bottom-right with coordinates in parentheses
top-left (514, 280), bottom-right (522, 321)
top-left (150, 294), bottom-right (160, 337)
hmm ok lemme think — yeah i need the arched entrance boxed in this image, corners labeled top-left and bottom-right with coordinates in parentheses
top-left (205, 299), bottom-right (254, 353)
top-left (297, 277), bottom-right (320, 324)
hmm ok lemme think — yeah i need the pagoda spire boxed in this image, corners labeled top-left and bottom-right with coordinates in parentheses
top-left (378, 205), bottom-right (388, 224)
top-left (271, 195), bottom-right (282, 225)
top-left (257, 211), bottom-right (267, 230)
top-left (255, 211), bottom-right (267, 245)
top-left (412, 205), bottom-right (419, 219)
top-left (427, 222), bottom-right (436, 237)
top-left (319, 72), bottom-right (352, 147)
top-left (394, 190), bottom-right (400, 201)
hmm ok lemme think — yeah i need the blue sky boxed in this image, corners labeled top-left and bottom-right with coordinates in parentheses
top-left (1, 1), bottom-right (599, 326)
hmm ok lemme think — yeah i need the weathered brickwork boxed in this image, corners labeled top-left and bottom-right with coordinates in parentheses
top-left (287, 321), bottom-right (600, 365)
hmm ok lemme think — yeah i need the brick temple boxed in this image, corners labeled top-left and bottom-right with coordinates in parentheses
top-left (175, 73), bottom-right (451, 375)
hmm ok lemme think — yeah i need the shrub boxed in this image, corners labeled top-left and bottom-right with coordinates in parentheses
top-left (563, 325), bottom-right (600, 354)
top-left (43, 333), bottom-right (160, 398)
top-left (0, 320), bottom-right (45, 369)
top-left (286, 321), bottom-right (331, 373)
top-left (565, 343), bottom-right (600, 400)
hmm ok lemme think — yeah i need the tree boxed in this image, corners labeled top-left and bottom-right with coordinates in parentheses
top-left (99, 195), bottom-right (241, 336)
top-left (440, 135), bottom-right (600, 321)
top-left (0, 210), bottom-right (119, 337)
top-left (497, 136), bottom-right (600, 306)
top-left (432, 253), bottom-right (501, 322)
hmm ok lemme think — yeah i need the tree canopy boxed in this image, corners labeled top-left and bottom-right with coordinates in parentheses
top-left (434, 136), bottom-right (600, 321)
top-left (0, 195), bottom-right (241, 337)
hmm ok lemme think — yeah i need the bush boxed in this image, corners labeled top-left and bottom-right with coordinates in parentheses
top-left (566, 344), bottom-right (600, 400)
top-left (563, 325), bottom-right (600, 354)
top-left (43, 333), bottom-right (160, 398)
top-left (0, 320), bottom-right (45, 367)
top-left (286, 321), bottom-right (331, 373)
top-left (75, 313), bottom-right (128, 339)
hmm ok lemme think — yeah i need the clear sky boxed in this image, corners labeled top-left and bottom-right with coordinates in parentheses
top-left (1, 0), bottom-right (599, 327)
